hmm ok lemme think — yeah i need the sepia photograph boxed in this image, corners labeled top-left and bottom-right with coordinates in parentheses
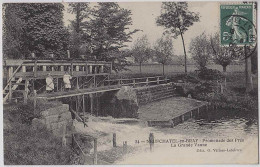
top-left (1, 1), bottom-right (259, 165)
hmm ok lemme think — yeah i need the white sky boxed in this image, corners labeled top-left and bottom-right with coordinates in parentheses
top-left (63, 2), bottom-right (219, 57)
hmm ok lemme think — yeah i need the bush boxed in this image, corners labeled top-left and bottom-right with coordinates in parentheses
top-left (198, 68), bottom-right (224, 80)
top-left (4, 123), bottom-right (73, 165)
top-left (172, 73), bottom-right (200, 84)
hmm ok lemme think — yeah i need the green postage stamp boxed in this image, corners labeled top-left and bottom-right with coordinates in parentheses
top-left (220, 4), bottom-right (255, 45)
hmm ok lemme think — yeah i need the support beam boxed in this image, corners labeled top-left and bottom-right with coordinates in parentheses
top-left (83, 95), bottom-right (85, 124)
top-left (24, 79), bottom-right (29, 104)
top-left (90, 94), bottom-right (94, 115)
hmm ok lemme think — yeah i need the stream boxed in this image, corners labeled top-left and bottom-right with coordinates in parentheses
top-left (75, 109), bottom-right (258, 164)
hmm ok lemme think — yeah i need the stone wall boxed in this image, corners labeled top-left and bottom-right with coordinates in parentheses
top-left (32, 104), bottom-right (73, 137)
top-left (135, 83), bottom-right (179, 105)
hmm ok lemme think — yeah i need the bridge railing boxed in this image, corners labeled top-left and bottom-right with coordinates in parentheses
top-left (4, 59), bottom-right (112, 79)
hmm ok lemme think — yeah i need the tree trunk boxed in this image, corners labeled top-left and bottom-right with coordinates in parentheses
top-left (223, 65), bottom-right (227, 72)
top-left (244, 45), bottom-right (253, 92)
top-left (179, 31), bottom-right (187, 73)
top-left (139, 62), bottom-right (142, 73)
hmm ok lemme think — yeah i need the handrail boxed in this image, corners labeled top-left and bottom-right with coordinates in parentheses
top-left (70, 109), bottom-right (88, 127)
top-left (3, 63), bottom-right (23, 92)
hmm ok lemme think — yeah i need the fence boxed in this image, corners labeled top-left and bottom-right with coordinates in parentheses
top-left (120, 64), bottom-right (245, 75)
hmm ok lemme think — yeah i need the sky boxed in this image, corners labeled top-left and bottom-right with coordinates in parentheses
top-left (63, 2), bottom-right (219, 57)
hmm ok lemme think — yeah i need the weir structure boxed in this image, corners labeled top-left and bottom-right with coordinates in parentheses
top-left (3, 59), bottom-right (170, 121)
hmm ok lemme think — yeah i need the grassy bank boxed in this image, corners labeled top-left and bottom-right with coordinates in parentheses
top-left (3, 100), bottom-right (74, 165)
top-left (174, 72), bottom-right (258, 119)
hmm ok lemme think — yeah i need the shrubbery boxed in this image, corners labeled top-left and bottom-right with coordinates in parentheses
top-left (4, 99), bottom-right (73, 165)
top-left (198, 68), bottom-right (224, 80)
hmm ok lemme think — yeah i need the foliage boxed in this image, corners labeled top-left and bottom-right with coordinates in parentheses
top-left (153, 34), bottom-right (174, 65)
top-left (105, 49), bottom-right (133, 72)
top-left (6, 99), bottom-right (62, 125)
top-left (68, 3), bottom-right (90, 34)
top-left (4, 122), bottom-right (73, 165)
top-left (3, 4), bottom-right (25, 59)
top-left (131, 35), bottom-right (151, 72)
top-left (3, 100), bottom-right (72, 165)
top-left (68, 3), bottom-right (91, 58)
top-left (3, 3), bottom-right (69, 59)
top-left (156, 2), bottom-right (200, 72)
top-left (87, 2), bottom-right (139, 61)
top-left (210, 33), bottom-right (236, 72)
top-left (198, 68), bottom-right (224, 80)
top-left (189, 32), bottom-right (211, 69)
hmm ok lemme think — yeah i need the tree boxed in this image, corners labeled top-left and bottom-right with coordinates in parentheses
top-left (156, 2), bottom-right (200, 73)
top-left (3, 4), bottom-right (25, 59)
top-left (3, 3), bottom-right (69, 59)
top-left (210, 33), bottom-right (235, 72)
top-left (189, 33), bottom-right (211, 70)
top-left (88, 2), bottom-right (139, 61)
top-left (68, 3), bottom-right (90, 58)
top-left (153, 34), bottom-right (174, 75)
top-left (68, 3), bottom-right (89, 34)
top-left (131, 35), bottom-right (151, 73)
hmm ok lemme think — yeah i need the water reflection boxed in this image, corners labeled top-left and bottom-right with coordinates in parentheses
top-left (155, 109), bottom-right (258, 138)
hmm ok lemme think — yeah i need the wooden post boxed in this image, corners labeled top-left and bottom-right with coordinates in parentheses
top-left (96, 93), bottom-right (99, 116)
top-left (133, 79), bottom-right (136, 87)
top-left (67, 50), bottom-right (70, 59)
top-left (76, 77), bottom-right (79, 90)
top-left (85, 64), bottom-right (89, 74)
top-left (62, 125), bottom-right (67, 147)
top-left (22, 66), bottom-right (26, 72)
top-left (89, 65), bottom-right (93, 74)
top-left (24, 79), bottom-right (29, 104)
top-left (56, 78), bottom-right (59, 92)
top-left (76, 66), bottom-right (79, 71)
top-left (70, 62), bottom-right (73, 75)
top-left (60, 66), bottom-right (64, 71)
top-left (43, 66), bottom-right (47, 71)
top-left (113, 133), bottom-right (116, 147)
top-left (33, 90), bottom-right (37, 115)
top-left (93, 75), bottom-right (96, 87)
top-left (123, 141), bottom-right (127, 155)
top-left (93, 138), bottom-right (97, 165)
top-left (100, 65), bottom-right (104, 73)
top-left (9, 81), bottom-right (12, 102)
top-left (9, 66), bottom-right (14, 81)
top-left (90, 94), bottom-right (94, 115)
top-left (181, 115), bottom-right (184, 122)
top-left (220, 83), bottom-right (223, 93)
top-left (157, 76), bottom-right (160, 85)
top-left (34, 60), bottom-right (37, 78)
top-left (146, 78), bottom-right (149, 86)
top-left (83, 95), bottom-right (86, 125)
top-left (149, 133), bottom-right (154, 152)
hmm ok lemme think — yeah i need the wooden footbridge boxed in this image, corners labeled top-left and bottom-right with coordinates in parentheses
top-left (3, 59), bottom-right (170, 117)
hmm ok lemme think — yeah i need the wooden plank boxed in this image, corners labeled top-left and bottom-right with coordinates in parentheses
top-left (36, 85), bottom-right (122, 100)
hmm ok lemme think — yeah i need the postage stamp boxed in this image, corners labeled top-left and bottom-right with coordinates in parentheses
top-left (220, 4), bottom-right (255, 46)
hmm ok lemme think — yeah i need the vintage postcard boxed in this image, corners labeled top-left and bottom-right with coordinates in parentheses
top-left (1, 1), bottom-right (259, 165)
